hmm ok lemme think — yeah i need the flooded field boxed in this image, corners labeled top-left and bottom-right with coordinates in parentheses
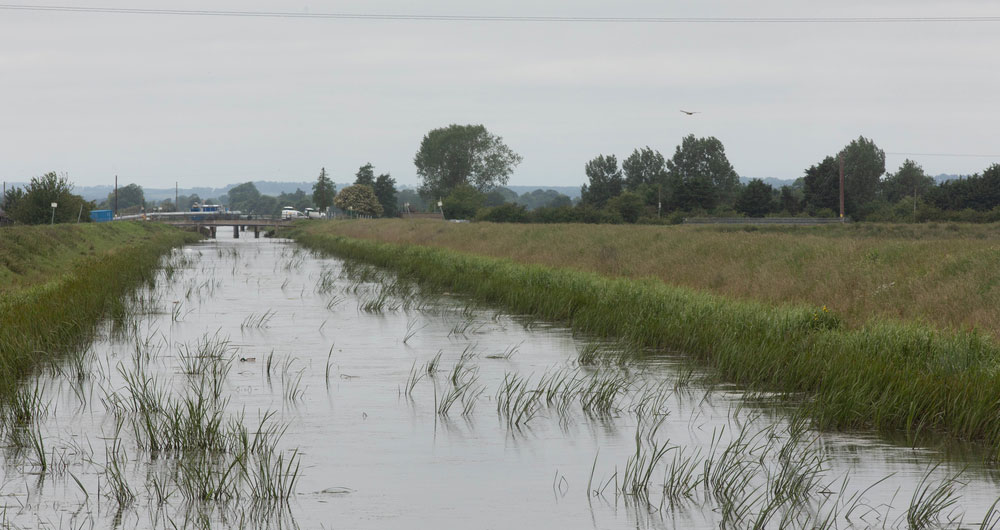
top-left (2, 237), bottom-right (999, 529)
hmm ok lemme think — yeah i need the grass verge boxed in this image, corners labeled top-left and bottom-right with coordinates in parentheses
top-left (0, 223), bottom-right (201, 398)
top-left (290, 228), bottom-right (1000, 454)
top-left (304, 219), bottom-right (1000, 335)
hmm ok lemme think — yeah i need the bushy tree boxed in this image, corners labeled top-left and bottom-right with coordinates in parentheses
top-left (580, 154), bottom-right (623, 208)
top-left (476, 203), bottom-right (529, 223)
top-left (100, 183), bottom-right (145, 212)
top-left (277, 189), bottom-right (313, 213)
top-left (779, 186), bottom-right (801, 214)
top-left (839, 136), bottom-right (886, 212)
top-left (414, 124), bottom-right (523, 200)
top-left (926, 164), bottom-right (1000, 212)
top-left (735, 179), bottom-right (775, 217)
top-left (335, 184), bottom-right (383, 217)
top-left (882, 159), bottom-right (935, 204)
top-left (227, 182), bottom-right (261, 213)
top-left (4, 172), bottom-right (91, 224)
top-left (312, 168), bottom-right (336, 212)
top-left (374, 173), bottom-right (399, 217)
top-left (622, 147), bottom-right (668, 192)
top-left (484, 187), bottom-right (517, 207)
top-left (442, 184), bottom-right (485, 219)
top-left (606, 191), bottom-right (645, 223)
top-left (666, 135), bottom-right (740, 210)
top-left (803, 156), bottom-right (840, 213)
top-left (354, 163), bottom-right (375, 188)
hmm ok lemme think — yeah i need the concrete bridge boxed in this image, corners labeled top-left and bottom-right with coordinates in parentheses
top-left (159, 218), bottom-right (293, 239)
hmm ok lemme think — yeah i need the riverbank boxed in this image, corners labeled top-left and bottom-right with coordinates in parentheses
top-left (290, 221), bottom-right (1000, 453)
top-left (296, 219), bottom-right (1000, 336)
top-left (0, 223), bottom-right (201, 397)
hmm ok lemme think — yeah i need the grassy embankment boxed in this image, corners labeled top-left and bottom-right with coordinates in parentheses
top-left (291, 220), bottom-right (1000, 451)
top-left (0, 223), bottom-right (201, 398)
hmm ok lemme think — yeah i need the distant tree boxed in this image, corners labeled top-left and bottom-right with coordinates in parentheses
top-left (397, 189), bottom-right (426, 213)
top-left (354, 163), bottom-right (376, 188)
top-left (414, 124), bottom-right (522, 200)
top-left (5, 172), bottom-right (91, 224)
top-left (882, 159), bottom-right (935, 204)
top-left (476, 203), bottom-right (529, 223)
top-left (176, 194), bottom-right (201, 210)
top-left (101, 183), bottom-right (145, 212)
top-left (227, 182), bottom-right (262, 213)
top-left (839, 136), bottom-right (886, 212)
top-left (666, 135), bottom-right (740, 210)
top-left (580, 154), bottom-right (624, 208)
top-left (277, 189), bottom-right (313, 213)
top-left (622, 147), bottom-right (668, 192)
top-left (312, 167), bottom-right (337, 213)
top-left (803, 156), bottom-right (841, 213)
top-left (484, 187), bottom-right (517, 207)
top-left (335, 184), bottom-right (383, 217)
top-left (926, 164), bottom-right (1000, 212)
top-left (515, 189), bottom-right (572, 210)
top-left (606, 191), bottom-right (645, 223)
top-left (157, 199), bottom-right (176, 212)
top-left (779, 186), bottom-right (801, 214)
top-left (442, 184), bottom-right (486, 219)
top-left (735, 179), bottom-right (775, 217)
top-left (373, 173), bottom-right (399, 217)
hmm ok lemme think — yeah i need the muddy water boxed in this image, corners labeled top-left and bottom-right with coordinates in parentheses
top-left (2, 237), bottom-right (999, 529)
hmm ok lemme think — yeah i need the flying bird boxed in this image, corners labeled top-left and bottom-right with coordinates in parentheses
top-left (680, 110), bottom-right (700, 115)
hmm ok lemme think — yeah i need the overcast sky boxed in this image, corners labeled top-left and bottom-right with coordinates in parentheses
top-left (2, 0), bottom-right (999, 189)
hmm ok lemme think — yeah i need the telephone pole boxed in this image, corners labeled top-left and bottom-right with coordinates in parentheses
top-left (114, 175), bottom-right (119, 218)
top-left (838, 155), bottom-right (845, 221)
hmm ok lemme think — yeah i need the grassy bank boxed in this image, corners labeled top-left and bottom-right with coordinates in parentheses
top-left (0, 223), bottom-right (201, 397)
top-left (301, 220), bottom-right (1000, 336)
top-left (290, 224), bottom-right (1000, 452)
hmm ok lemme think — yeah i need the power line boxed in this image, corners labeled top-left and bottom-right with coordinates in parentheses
top-left (886, 151), bottom-right (1000, 158)
top-left (2, 4), bottom-right (1000, 23)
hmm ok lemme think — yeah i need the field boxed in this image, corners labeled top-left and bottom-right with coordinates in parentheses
top-left (0, 222), bottom-right (201, 397)
top-left (295, 220), bottom-right (1000, 336)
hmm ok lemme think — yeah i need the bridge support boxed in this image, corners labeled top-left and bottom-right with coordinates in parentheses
top-left (234, 225), bottom-right (240, 239)
top-left (210, 227), bottom-right (216, 239)
top-left (254, 226), bottom-right (260, 238)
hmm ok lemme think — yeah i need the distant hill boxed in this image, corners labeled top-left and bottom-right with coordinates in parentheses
top-left (933, 173), bottom-right (964, 184)
top-left (739, 176), bottom-right (799, 188)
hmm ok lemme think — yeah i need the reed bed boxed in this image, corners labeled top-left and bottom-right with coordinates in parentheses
top-left (0, 223), bottom-right (200, 400)
top-left (292, 230), bottom-right (1000, 453)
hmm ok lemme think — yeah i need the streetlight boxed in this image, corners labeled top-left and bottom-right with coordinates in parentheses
top-left (50, 202), bottom-right (58, 225)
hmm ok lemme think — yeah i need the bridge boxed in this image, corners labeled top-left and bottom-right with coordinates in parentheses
top-left (154, 216), bottom-right (293, 238)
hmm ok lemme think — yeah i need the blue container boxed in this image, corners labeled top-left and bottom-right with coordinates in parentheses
top-left (90, 209), bottom-right (113, 223)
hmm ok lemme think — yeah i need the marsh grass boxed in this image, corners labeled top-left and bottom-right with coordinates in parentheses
top-left (290, 230), bottom-right (1000, 451)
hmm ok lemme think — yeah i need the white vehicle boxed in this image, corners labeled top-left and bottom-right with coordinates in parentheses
top-left (305, 207), bottom-right (324, 219)
top-left (280, 206), bottom-right (305, 219)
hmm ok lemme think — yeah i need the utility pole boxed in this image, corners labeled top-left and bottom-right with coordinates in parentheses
top-left (114, 175), bottom-right (119, 218)
top-left (838, 155), bottom-right (845, 222)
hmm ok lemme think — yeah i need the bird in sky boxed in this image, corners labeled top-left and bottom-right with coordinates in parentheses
top-left (680, 110), bottom-right (700, 115)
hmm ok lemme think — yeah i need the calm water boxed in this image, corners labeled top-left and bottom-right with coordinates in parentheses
top-left (1, 237), bottom-right (998, 529)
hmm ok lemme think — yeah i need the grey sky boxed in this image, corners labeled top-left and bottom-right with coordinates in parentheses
top-left (1, 0), bottom-right (998, 189)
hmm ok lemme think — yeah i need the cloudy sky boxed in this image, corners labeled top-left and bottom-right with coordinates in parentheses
top-left (1, 0), bottom-right (999, 189)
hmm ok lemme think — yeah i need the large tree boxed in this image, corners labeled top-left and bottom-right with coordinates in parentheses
top-left (335, 184), bottom-right (383, 217)
top-left (839, 136), bottom-right (886, 212)
top-left (580, 154), bottom-right (624, 208)
top-left (227, 182), bottom-right (261, 213)
top-left (354, 163), bottom-right (375, 188)
top-left (414, 124), bottom-right (523, 200)
top-left (803, 156), bottom-right (841, 213)
top-left (882, 159), bottom-right (935, 204)
top-left (101, 183), bottom-right (145, 212)
top-left (312, 167), bottom-right (336, 212)
top-left (4, 172), bottom-right (91, 224)
top-left (666, 135), bottom-right (740, 211)
top-left (735, 179), bottom-right (775, 217)
top-left (622, 147), bottom-right (668, 192)
top-left (373, 173), bottom-right (399, 217)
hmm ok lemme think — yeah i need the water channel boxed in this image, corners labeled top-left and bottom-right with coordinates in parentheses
top-left (1, 237), bottom-right (999, 529)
